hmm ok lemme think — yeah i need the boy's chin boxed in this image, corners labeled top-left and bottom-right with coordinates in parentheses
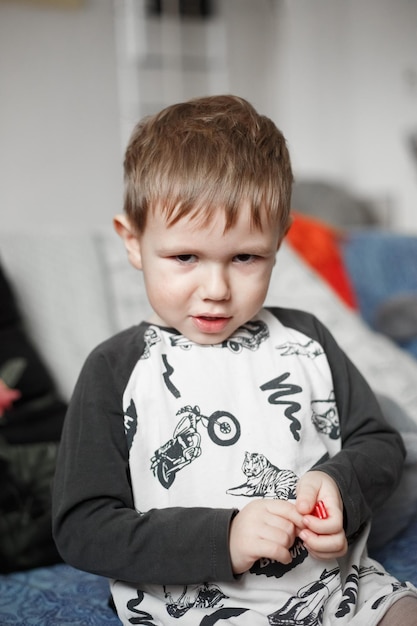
top-left (176, 323), bottom-right (236, 347)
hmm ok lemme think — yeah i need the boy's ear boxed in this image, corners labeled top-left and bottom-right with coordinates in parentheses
top-left (113, 214), bottom-right (143, 270)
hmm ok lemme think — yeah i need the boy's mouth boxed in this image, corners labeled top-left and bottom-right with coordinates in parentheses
top-left (192, 315), bottom-right (231, 333)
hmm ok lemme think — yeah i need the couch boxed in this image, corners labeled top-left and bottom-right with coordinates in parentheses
top-left (0, 222), bottom-right (417, 625)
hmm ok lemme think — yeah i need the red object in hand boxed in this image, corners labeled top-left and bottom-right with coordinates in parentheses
top-left (313, 501), bottom-right (328, 519)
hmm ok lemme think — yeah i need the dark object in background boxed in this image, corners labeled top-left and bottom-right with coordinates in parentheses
top-left (0, 437), bottom-right (61, 573)
top-left (0, 261), bottom-right (66, 572)
top-left (146, 0), bottom-right (213, 18)
top-left (375, 293), bottom-right (417, 343)
top-left (0, 262), bottom-right (66, 445)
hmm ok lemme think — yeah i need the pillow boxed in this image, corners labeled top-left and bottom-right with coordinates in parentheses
top-left (286, 212), bottom-right (357, 308)
top-left (0, 231), bottom-right (116, 402)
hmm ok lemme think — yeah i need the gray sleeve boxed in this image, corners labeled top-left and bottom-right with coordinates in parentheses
top-left (269, 308), bottom-right (406, 540)
top-left (52, 330), bottom-right (237, 585)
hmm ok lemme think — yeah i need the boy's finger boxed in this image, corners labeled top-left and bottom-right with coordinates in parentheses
top-left (265, 500), bottom-right (305, 527)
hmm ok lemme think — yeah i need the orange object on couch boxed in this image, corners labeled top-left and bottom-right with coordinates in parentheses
top-left (286, 212), bottom-right (358, 309)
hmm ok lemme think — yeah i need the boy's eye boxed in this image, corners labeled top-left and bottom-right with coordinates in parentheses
top-left (234, 254), bottom-right (256, 263)
top-left (176, 254), bottom-right (197, 263)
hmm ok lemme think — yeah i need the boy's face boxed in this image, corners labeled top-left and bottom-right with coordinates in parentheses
top-left (116, 203), bottom-right (283, 345)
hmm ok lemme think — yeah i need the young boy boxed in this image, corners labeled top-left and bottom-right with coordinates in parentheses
top-left (53, 95), bottom-right (417, 625)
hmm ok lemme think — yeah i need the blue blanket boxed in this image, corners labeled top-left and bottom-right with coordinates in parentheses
top-left (342, 231), bottom-right (417, 358)
top-left (0, 564), bottom-right (120, 625)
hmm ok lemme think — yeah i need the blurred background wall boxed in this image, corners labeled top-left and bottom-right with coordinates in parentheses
top-left (1, 0), bottom-right (416, 231)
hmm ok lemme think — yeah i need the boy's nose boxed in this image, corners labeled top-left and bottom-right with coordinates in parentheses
top-left (201, 264), bottom-right (231, 301)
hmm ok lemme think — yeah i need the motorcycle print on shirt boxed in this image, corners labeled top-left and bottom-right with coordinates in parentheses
top-left (150, 404), bottom-right (241, 489)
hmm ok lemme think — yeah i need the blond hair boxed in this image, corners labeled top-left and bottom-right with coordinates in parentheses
top-left (123, 95), bottom-right (293, 233)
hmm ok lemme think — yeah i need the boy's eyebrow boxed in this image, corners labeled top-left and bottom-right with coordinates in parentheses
top-left (156, 242), bottom-right (277, 256)
top-left (234, 244), bottom-right (277, 256)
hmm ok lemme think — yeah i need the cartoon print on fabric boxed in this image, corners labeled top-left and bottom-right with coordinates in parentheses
top-left (227, 452), bottom-right (298, 499)
top-left (263, 562), bottom-right (408, 625)
top-left (311, 392), bottom-right (340, 440)
top-left (228, 452), bottom-right (310, 581)
top-left (126, 589), bottom-right (157, 625)
top-left (169, 320), bottom-right (269, 353)
top-left (150, 405), bottom-right (241, 488)
top-left (141, 326), bottom-right (161, 359)
top-left (259, 335), bottom-right (326, 442)
top-left (335, 564), bottom-right (407, 620)
top-left (199, 607), bottom-right (250, 624)
top-left (126, 585), bottom-right (249, 625)
top-left (267, 567), bottom-right (340, 626)
top-left (260, 373), bottom-right (302, 441)
top-left (123, 398), bottom-right (138, 451)
top-left (334, 565), bottom-right (360, 619)
top-left (162, 353), bottom-right (181, 399)
top-left (163, 583), bottom-right (229, 618)
top-left (275, 339), bottom-right (324, 360)
top-left (371, 581), bottom-right (409, 611)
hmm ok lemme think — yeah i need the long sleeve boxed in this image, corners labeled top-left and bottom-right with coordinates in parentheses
top-left (52, 327), bottom-right (236, 585)
top-left (270, 307), bottom-right (406, 539)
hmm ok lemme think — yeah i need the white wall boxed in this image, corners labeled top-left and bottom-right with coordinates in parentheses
top-left (272, 0), bottom-right (417, 231)
top-left (0, 0), bottom-right (123, 230)
top-left (347, 0), bottom-right (417, 230)
top-left (0, 0), bottom-right (416, 232)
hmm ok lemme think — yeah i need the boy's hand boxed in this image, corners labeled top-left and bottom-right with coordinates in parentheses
top-left (296, 470), bottom-right (348, 560)
top-left (229, 499), bottom-right (305, 575)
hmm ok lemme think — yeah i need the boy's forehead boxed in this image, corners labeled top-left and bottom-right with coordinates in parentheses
top-left (151, 199), bottom-right (278, 233)
top-left (144, 203), bottom-right (281, 255)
